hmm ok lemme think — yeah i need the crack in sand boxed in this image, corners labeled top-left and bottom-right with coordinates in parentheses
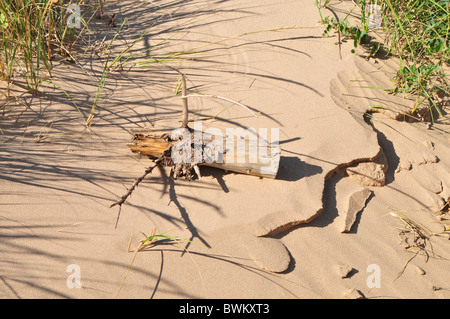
top-left (247, 56), bottom-right (448, 273)
top-left (253, 148), bottom-right (385, 237)
top-left (330, 56), bottom-right (449, 213)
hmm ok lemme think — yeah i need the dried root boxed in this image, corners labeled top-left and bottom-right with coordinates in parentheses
top-left (111, 136), bottom-right (202, 228)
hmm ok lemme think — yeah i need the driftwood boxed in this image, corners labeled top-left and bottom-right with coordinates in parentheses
top-left (110, 73), bottom-right (280, 228)
top-left (127, 129), bottom-right (281, 179)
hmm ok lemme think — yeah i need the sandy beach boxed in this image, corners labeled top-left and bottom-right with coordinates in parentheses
top-left (1, 0), bottom-right (449, 299)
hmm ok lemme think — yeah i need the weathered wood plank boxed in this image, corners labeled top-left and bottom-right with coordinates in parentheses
top-left (127, 130), bottom-right (280, 179)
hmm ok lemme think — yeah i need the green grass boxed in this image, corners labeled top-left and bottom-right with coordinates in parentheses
top-left (0, 1), bottom-right (174, 126)
top-left (318, 0), bottom-right (450, 122)
top-left (381, 0), bottom-right (450, 119)
top-left (382, 0), bottom-right (450, 64)
top-left (0, 0), bottom-right (84, 96)
top-left (87, 16), bottom-right (157, 126)
top-left (115, 228), bottom-right (204, 298)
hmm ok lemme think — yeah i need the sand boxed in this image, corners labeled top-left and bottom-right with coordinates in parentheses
top-left (1, 0), bottom-right (449, 299)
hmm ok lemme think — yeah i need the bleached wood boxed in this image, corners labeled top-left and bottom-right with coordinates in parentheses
top-left (128, 130), bottom-right (280, 179)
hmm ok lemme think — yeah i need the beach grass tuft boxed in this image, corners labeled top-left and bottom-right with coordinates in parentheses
top-left (115, 228), bottom-right (205, 298)
top-left (318, 0), bottom-right (450, 122)
top-left (0, 0), bottom-right (87, 95)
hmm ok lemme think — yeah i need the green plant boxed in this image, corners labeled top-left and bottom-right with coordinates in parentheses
top-left (322, 16), bottom-right (372, 52)
top-left (319, 0), bottom-right (375, 55)
top-left (318, 0), bottom-right (449, 122)
top-left (379, 0), bottom-right (449, 120)
top-left (380, 0), bottom-right (450, 64)
top-left (0, 11), bottom-right (8, 29)
top-left (115, 228), bottom-right (203, 298)
top-left (394, 64), bottom-right (442, 95)
top-left (359, 0), bottom-right (368, 32)
top-left (316, 0), bottom-right (331, 23)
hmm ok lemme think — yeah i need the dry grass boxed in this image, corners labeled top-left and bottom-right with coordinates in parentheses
top-left (390, 208), bottom-right (449, 281)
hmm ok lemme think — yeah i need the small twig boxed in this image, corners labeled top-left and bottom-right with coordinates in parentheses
top-left (183, 94), bottom-right (258, 118)
top-left (114, 206), bottom-right (123, 230)
top-left (181, 73), bottom-right (189, 128)
top-left (111, 160), bottom-right (162, 228)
